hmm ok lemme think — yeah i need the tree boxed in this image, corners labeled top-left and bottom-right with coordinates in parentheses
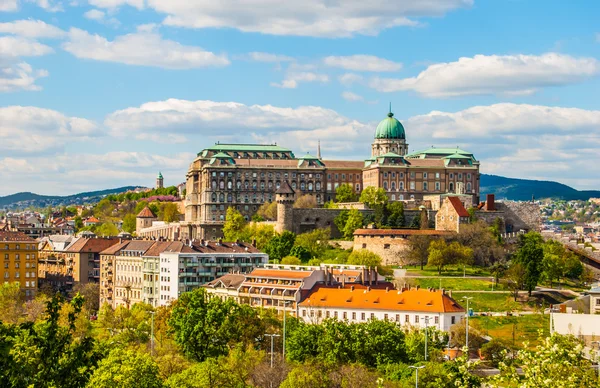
top-left (342, 209), bottom-right (363, 240)
top-left (71, 283), bottom-right (100, 313)
top-left (87, 348), bottom-right (163, 388)
top-left (223, 207), bottom-right (247, 242)
top-left (160, 202), bottom-right (181, 223)
top-left (97, 222), bottom-right (119, 236)
top-left (168, 288), bottom-right (264, 362)
top-left (294, 194), bottom-right (317, 209)
top-left (407, 235), bottom-right (432, 270)
top-left (335, 183), bottom-right (358, 203)
top-left (122, 214), bottom-right (137, 234)
top-left (0, 282), bottom-right (25, 324)
top-left (387, 201), bottom-right (405, 228)
top-left (257, 201), bottom-right (277, 220)
top-left (514, 232), bottom-right (544, 296)
top-left (289, 245), bottom-right (311, 262)
top-left (333, 210), bottom-right (349, 237)
top-left (347, 250), bottom-right (382, 268)
top-left (481, 338), bottom-right (513, 368)
top-left (449, 321), bottom-right (485, 350)
top-left (280, 364), bottom-right (331, 388)
top-left (456, 221), bottom-right (506, 266)
top-left (427, 240), bottom-right (473, 275)
top-left (165, 358), bottom-right (227, 388)
top-left (359, 186), bottom-right (388, 209)
top-left (293, 228), bottom-right (331, 259)
top-left (281, 256), bottom-right (302, 265)
top-left (506, 262), bottom-right (526, 301)
top-left (265, 231), bottom-right (296, 261)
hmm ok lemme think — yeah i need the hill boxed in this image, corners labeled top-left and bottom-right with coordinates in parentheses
top-left (480, 174), bottom-right (600, 201)
top-left (0, 186), bottom-right (145, 210)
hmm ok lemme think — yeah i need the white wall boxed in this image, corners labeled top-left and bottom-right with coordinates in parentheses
top-left (553, 313), bottom-right (600, 339)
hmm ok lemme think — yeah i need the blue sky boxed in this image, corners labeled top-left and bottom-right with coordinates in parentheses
top-left (0, 0), bottom-right (599, 195)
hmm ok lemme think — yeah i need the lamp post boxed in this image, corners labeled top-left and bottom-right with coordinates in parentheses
top-left (409, 365), bottom-right (425, 388)
top-left (462, 296), bottom-right (473, 355)
top-left (264, 334), bottom-right (280, 368)
top-left (424, 316), bottom-right (429, 361)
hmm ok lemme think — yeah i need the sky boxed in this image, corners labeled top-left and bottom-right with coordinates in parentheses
top-left (0, 0), bottom-right (599, 196)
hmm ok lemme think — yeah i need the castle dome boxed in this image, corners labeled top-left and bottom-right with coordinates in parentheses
top-left (375, 112), bottom-right (405, 140)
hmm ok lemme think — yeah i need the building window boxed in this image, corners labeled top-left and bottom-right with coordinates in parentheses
top-left (423, 182), bottom-right (428, 191)
top-left (384, 244), bottom-right (390, 249)
top-left (395, 314), bottom-right (400, 322)
top-left (458, 173), bottom-right (463, 180)
top-left (435, 182), bottom-right (440, 191)
top-left (435, 172), bottom-right (440, 179)
top-left (399, 182), bottom-right (404, 190)
top-left (449, 182), bottom-right (454, 191)
top-left (409, 182), bottom-right (415, 190)
top-left (449, 173), bottom-right (454, 179)
top-left (415, 315), bottom-right (419, 323)
top-left (423, 172), bottom-right (427, 179)
top-left (352, 312), bottom-right (356, 320)
top-left (391, 182), bottom-right (396, 191)
top-left (334, 311), bottom-right (338, 319)
top-left (405, 315), bottom-right (409, 323)
top-left (451, 316), bottom-right (456, 324)
top-left (361, 312), bottom-right (365, 321)
top-left (467, 182), bottom-right (472, 192)
top-left (435, 316), bottom-right (439, 324)
top-left (370, 313), bottom-right (374, 320)
top-left (343, 312), bottom-right (347, 319)
top-left (383, 182), bottom-right (388, 190)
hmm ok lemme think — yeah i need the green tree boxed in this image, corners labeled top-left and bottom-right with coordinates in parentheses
top-left (333, 210), bottom-right (349, 237)
top-left (122, 213), bottom-right (137, 234)
top-left (506, 262), bottom-right (526, 301)
top-left (165, 358), bottom-right (227, 388)
top-left (343, 209), bottom-right (364, 240)
top-left (293, 228), bottom-right (331, 259)
top-left (359, 186), bottom-right (388, 208)
top-left (74, 215), bottom-right (84, 231)
top-left (514, 232), bottom-right (544, 296)
top-left (168, 288), bottom-right (264, 362)
top-left (427, 240), bottom-right (473, 275)
top-left (407, 235), bottom-right (432, 270)
top-left (160, 202), bottom-right (181, 223)
top-left (335, 183), bottom-right (358, 203)
top-left (281, 256), bottom-right (302, 265)
top-left (387, 201), bottom-right (405, 228)
top-left (86, 348), bottom-right (163, 388)
top-left (97, 222), bottom-right (119, 236)
top-left (265, 231), bottom-right (296, 261)
top-left (256, 201), bottom-right (277, 221)
top-left (347, 250), bottom-right (382, 268)
top-left (289, 245), bottom-right (311, 262)
top-left (294, 194), bottom-right (317, 209)
top-left (280, 364), bottom-right (331, 388)
top-left (223, 207), bottom-right (247, 242)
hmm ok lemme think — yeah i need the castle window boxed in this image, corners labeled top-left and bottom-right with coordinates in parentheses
top-left (383, 172), bottom-right (388, 178)
top-left (435, 182), bottom-right (440, 191)
top-left (308, 182), bottom-right (313, 191)
top-left (391, 172), bottom-right (396, 178)
top-left (391, 182), bottom-right (396, 191)
top-left (458, 173), bottom-right (463, 180)
top-left (211, 193), bottom-right (217, 202)
top-left (436, 172), bottom-right (440, 179)
top-left (449, 182), bottom-right (454, 191)
top-left (342, 174), bottom-right (346, 180)
top-left (227, 181), bottom-right (232, 189)
top-left (268, 181), bottom-right (273, 189)
top-left (423, 172), bottom-right (428, 179)
top-left (449, 173), bottom-right (454, 179)
top-left (423, 182), bottom-right (428, 191)
top-left (300, 182), bottom-right (306, 190)
top-left (409, 182), bottom-right (415, 190)
top-left (391, 194), bottom-right (396, 201)
top-left (316, 182), bottom-right (321, 190)
top-left (244, 181), bottom-right (249, 189)
top-left (399, 182), bottom-right (404, 190)
top-left (292, 182), bottom-right (297, 189)
top-left (252, 181), bottom-right (257, 189)
top-left (212, 181), bottom-right (217, 190)
top-left (467, 182), bottom-right (472, 192)
top-left (410, 172), bottom-right (415, 178)
top-left (467, 173), bottom-right (472, 180)
top-left (356, 183), bottom-right (360, 191)
top-left (335, 174), bottom-right (339, 180)
top-left (227, 194), bottom-right (232, 202)
top-left (236, 181), bottom-right (241, 189)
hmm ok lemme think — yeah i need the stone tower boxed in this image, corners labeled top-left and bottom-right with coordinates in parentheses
top-left (136, 206), bottom-right (157, 233)
top-left (371, 106), bottom-right (408, 157)
top-left (156, 172), bottom-right (164, 189)
top-left (275, 181), bottom-right (296, 233)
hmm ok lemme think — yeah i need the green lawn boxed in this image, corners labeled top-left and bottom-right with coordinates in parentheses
top-left (403, 265), bottom-right (493, 277)
top-left (407, 277), bottom-right (506, 291)
top-left (470, 314), bottom-right (550, 349)
top-left (452, 292), bottom-right (521, 312)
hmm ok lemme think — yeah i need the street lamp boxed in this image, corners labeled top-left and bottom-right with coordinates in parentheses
top-left (462, 296), bottom-right (473, 355)
top-left (424, 316), bottom-right (429, 361)
top-left (264, 334), bottom-right (280, 368)
top-left (409, 365), bottom-right (425, 388)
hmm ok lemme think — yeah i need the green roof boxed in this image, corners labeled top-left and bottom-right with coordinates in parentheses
top-left (406, 147), bottom-right (473, 158)
top-left (211, 152), bottom-right (234, 158)
top-left (157, 172), bottom-right (163, 179)
top-left (443, 153), bottom-right (471, 159)
top-left (203, 143), bottom-right (292, 152)
top-left (375, 112), bottom-right (405, 140)
top-left (298, 153), bottom-right (320, 160)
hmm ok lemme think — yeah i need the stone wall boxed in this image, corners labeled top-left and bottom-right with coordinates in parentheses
top-left (352, 234), bottom-right (411, 266)
top-left (476, 201), bottom-right (540, 233)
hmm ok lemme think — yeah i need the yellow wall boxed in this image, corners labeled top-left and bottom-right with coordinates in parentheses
top-left (1, 241), bottom-right (38, 299)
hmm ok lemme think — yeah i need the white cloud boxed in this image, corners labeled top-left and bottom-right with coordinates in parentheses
top-left (0, 35), bottom-right (53, 57)
top-left (271, 72), bottom-right (329, 89)
top-left (338, 73), bottom-right (363, 86)
top-left (342, 91), bottom-right (364, 101)
top-left (146, 0), bottom-right (471, 37)
top-left (88, 0), bottom-right (143, 9)
top-left (0, 106), bottom-right (102, 153)
top-left (370, 53), bottom-right (600, 97)
top-left (62, 28), bottom-right (230, 69)
top-left (0, 62), bottom-right (48, 92)
top-left (0, 19), bottom-right (65, 38)
top-left (0, 0), bottom-right (19, 11)
top-left (84, 9), bottom-right (104, 20)
top-left (31, 0), bottom-right (62, 12)
top-left (244, 52), bottom-right (295, 63)
top-left (324, 55), bottom-right (402, 72)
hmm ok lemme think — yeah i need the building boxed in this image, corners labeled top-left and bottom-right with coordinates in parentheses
top-left (352, 229), bottom-right (454, 266)
top-left (99, 240), bottom-right (129, 307)
top-left (112, 240), bottom-right (156, 308)
top-left (136, 207), bottom-right (158, 233)
top-left (158, 240), bottom-right (268, 306)
top-left (38, 235), bottom-right (79, 291)
top-left (299, 286), bottom-right (464, 331)
top-left (0, 231), bottom-right (38, 300)
top-left (204, 264), bottom-right (386, 317)
top-left (182, 110), bottom-right (480, 240)
top-left (60, 237), bottom-right (121, 291)
top-left (142, 241), bottom-right (186, 307)
top-left (435, 196), bottom-right (471, 233)
top-left (157, 172), bottom-right (164, 189)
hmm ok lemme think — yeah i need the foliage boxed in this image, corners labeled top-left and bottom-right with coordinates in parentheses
top-left (222, 207), bottom-right (247, 242)
top-left (514, 232), bottom-right (544, 296)
top-left (71, 283), bottom-right (100, 313)
top-left (333, 210), bottom-right (349, 236)
top-left (448, 321), bottom-right (485, 350)
top-left (335, 209), bottom-right (364, 240)
top-left (293, 228), bottom-right (331, 259)
top-left (264, 231), bottom-right (296, 262)
top-left (427, 240), bottom-right (474, 275)
top-left (122, 213), bottom-right (137, 234)
top-left (541, 239), bottom-right (583, 287)
top-left (87, 348), bottom-right (163, 388)
top-left (322, 200), bottom-right (338, 209)
top-left (347, 250), bottom-right (382, 268)
top-left (97, 222), bottom-right (119, 236)
top-left (158, 202), bottom-right (181, 223)
top-left (97, 303), bottom-right (153, 345)
top-left (387, 201), bottom-right (405, 228)
top-left (480, 338), bottom-right (513, 367)
top-left (506, 262), bottom-right (526, 301)
top-left (456, 220), bottom-right (506, 266)
top-left (168, 288), bottom-right (265, 362)
top-left (256, 201), bottom-right (277, 221)
top-left (359, 186), bottom-right (388, 209)
top-left (289, 245), bottom-right (311, 262)
top-left (335, 183), bottom-right (358, 203)
top-left (294, 194), bottom-right (317, 209)
top-left (406, 235), bottom-right (432, 270)
top-left (491, 334), bottom-right (597, 388)
top-left (280, 256), bottom-right (302, 265)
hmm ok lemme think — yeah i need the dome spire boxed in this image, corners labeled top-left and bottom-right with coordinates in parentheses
top-left (388, 102), bottom-right (393, 117)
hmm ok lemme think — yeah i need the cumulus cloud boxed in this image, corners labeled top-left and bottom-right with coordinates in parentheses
top-left (84, 9), bottom-right (105, 20)
top-left (0, 106), bottom-right (102, 154)
top-left (62, 27), bottom-right (230, 69)
top-left (270, 71), bottom-right (329, 89)
top-left (88, 0), bottom-right (143, 9)
top-left (0, 36), bottom-right (52, 91)
top-left (342, 91), bottom-right (364, 101)
top-left (0, 35), bottom-right (53, 56)
top-left (370, 53), bottom-right (600, 97)
top-left (145, 0), bottom-right (470, 38)
top-left (243, 51), bottom-right (295, 63)
top-left (0, 0), bottom-right (19, 11)
top-left (324, 55), bottom-right (402, 72)
top-left (338, 73), bottom-right (364, 86)
top-left (0, 19), bottom-right (65, 38)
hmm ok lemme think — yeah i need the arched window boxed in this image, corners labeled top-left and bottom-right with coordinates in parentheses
top-left (219, 193), bottom-right (225, 202)
top-left (300, 182), bottom-right (306, 190)
top-left (316, 194), bottom-right (321, 203)
top-left (219, 181), bottom-right (224, 189)
top-left (212, 180), bottom-right (217, 190)
top-left (244, 181), bottom-right (249, 189)
top-left (308, 182), bottom-right (313, 191)
top-left (227, 194), bottom-right (233, 202)
top-left (383, 181), bottom-right (388, 190)
top-left (449, 182), bottom-right (454, 192)
top-left (467, 182), bottom-right (472, 192)
top-left (391, 182), bottom-right (396, 191)
top-left (244, 195), bottom-right (249, 203)
top-left (211, 193), bottom-right (217, 202)
top-left (292, 182), bottom-right (297, 190)
top-left (399, 194), bottom-right (404, 200)
top-left (391, 194), bottom-right (396, 201)
top-left (252, 181), bottom-right (257, 189)
top-left (236, 180), bottom-right (242, 189)
top-left (316, 182), bottom-right (321, 190)
top-left (227, 181), bottom-right (232, 190)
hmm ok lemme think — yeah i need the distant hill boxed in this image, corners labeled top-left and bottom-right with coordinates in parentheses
top-left (0, 186), bottom-right (144, 209)
top-left (480, 174), bottom-right (600, 201)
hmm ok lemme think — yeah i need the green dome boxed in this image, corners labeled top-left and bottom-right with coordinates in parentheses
top-left (375, 112), bottom-right (405, 140)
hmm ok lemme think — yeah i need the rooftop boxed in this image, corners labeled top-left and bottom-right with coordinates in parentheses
top-left (354, 229), bottom-right (454, 236)
top-left (0, 231), bottom-right (36, 242)
top-left (447, 197), bottom-right (470, 217)
top-left (137, 207), bottom-right (157, 218)
top-left (247, 268), bottom-right (315, 280)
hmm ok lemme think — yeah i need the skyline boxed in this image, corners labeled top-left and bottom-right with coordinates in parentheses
top-left (1, 0), bottom-right (599, 196)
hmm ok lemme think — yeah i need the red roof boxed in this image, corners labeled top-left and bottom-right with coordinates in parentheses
top-left (66, 238), bottom-right (121, 253)
top-left (85, 216), bottom-right (101, 223)
top-left (0, 231), bottom-right (36, 242)
top-left (447, 197), bottom-right (470, 217)
top-left (137, 207), bottom-right (156, 218)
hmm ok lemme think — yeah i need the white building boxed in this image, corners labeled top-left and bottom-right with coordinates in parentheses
top-left (299, 286), bottom-right (464, 331)
top-left (158, 240), bottom-right (268, 306)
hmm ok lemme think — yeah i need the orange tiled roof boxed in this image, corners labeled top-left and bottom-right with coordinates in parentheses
top-left (66, 238), bottom-right (120, 253)
top-left (100, 240), bottom-right (130, 255)
top-left (248, 268), bottom-right (314, 280)
top-left (85, 216), bottom-right (101, 223)
top-left (447, 197), bottom-right (470, 217)
top-left (137, 207), bottom-right (156, 218)
top-left (0, 231), bottom-right (36, 242)
top-left (299, 286), bottom-right (464, 313)
top-left (331, 269), bottom-right (362, 277)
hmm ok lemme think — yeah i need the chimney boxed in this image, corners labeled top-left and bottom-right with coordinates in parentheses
top-left (251, 239), bottom-right (257, 247)
top-left (350, 285), bottom-right (354, 292)
top-left (218, 238), bottom-right (222, 245)
top-left (486, 194), bottom-right (495, 211)
top-left (441, 288), bottom-right (446, 295)
top-left (449, 290), bottom-right (452, 298)
top-left (416, 285), bottom-right (420, 290)
top-left (385, 287), bottom-right (389, 293)
top-left (362, 267), bottom-right (366, 285)
top-left (374, 267), bottom-right (378, 285)
top-left (367, 286), bottom-right (370, 292)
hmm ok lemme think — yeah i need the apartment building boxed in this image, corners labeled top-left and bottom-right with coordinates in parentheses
top-left (0, 231), bottom-right (38, 300)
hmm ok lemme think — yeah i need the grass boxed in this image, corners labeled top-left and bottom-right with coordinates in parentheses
top-left (453, 292), bottom-right (521, 312)
top-left (403, 265), bottom-right (493, 277)
top-left (470, 314), bottom-right (550, 349)
top-left (405, 277), bottom-right (506, 291)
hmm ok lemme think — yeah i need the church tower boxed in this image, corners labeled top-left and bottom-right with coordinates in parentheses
top-left (371, 106), bottom-right (408, 157)
top-left (275, 181), bottom-right (296, 233)
top-left (156, 172), bottom-right (164, 189)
